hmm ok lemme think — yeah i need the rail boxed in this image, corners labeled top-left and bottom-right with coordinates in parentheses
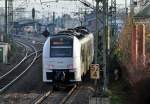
top-left (0, 40), bottom-right (42, 94)
top-left (33, 85), bottom-right (78, 104)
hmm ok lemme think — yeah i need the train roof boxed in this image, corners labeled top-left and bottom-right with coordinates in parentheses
top-left (51, 26), bottom-right (91, 39)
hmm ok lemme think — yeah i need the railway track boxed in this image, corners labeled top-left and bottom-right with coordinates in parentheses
top-left (0, 41), bottom-right (29, 77)
top-left (32, 85), bottom-right (78, 104)
top-left (0, 40), bottom-right (42, 94)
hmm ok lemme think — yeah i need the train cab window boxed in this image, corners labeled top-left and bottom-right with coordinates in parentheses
top-left (50, 46), bottom-right (72, 57)
top-left (50, 36), bottom-right (73, 57)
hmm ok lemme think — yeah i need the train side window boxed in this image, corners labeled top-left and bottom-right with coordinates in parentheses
top-left (81, 46), bottom-right (84, 62)
top-left (80, 49), bottom-right (83, 62)
top-left (89, 42), bottom-right (91, 55)
top-left (80, 49), bottom-right (82, 61)
top-left (88, 42), bottom-right (90, 55)
top-left (87, 41), bottom-right (90, 56)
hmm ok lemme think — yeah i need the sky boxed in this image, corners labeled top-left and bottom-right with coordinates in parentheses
top-left (27, 0), bottom-right (130, 17)
top-left (0, 0), bottom-right (131, 18)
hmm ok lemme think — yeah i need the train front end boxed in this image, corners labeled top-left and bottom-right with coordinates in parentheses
top-left (43, 35), bottom-right (80, 84)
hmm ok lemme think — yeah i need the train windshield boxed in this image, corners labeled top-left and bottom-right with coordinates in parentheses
top-left (50, 37), bottom-right (73, 57)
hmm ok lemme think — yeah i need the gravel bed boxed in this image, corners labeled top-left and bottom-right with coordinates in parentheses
top-left (5, 56), bottom-right (48, 93)
top-left (71, 86), bottom-right (94, 104)
top-left (0, 56), bottom-right (51, 103)
top-left (0, 35), bottom-right (48, 103)
top-left (0, 93), bottom-right (39, 104)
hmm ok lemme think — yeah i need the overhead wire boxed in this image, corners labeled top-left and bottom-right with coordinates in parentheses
top-left (13, 0), bottom-right (96, 21)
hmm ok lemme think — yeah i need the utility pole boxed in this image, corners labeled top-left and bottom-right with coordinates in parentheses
top-left (5, 0), bottom-right (8, 42)
top-left (110, 0), bottom-right (117, 48)
top-left (95, 0), bottom-right (100, 64)
top-left (53, 12), bottom-right (55, 34)
top-left (93, 0), bottom-right (100, 96)
top-left (78, 8), bottom-right (83, 26)
top-left (94, 0), bottom-right (109, 95)
top-left (125, 0), bottom-right (128, 16)
top-left (8, 0), bottom-right (13, 39)
top-left (79, 0), bottom-right (109, 96)
top-left (102, 0), bottom-right (109, 93)
top-left (130, 0), bottom-right (135, 15)
top-left (84, 8), bottom-right (87, 26)
top-left (32, 8), bottom-right (36, 33)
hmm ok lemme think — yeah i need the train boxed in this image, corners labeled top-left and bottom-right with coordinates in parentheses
top-left (42, 27), bottom-right (94, 85)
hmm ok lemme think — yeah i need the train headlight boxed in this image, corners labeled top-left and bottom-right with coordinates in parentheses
top-left (69, 69), bottom-right (76, 72)
top-left (48, 64), bottom-right (55, 69)
top-left (48, 70), bottom-right (52, 72)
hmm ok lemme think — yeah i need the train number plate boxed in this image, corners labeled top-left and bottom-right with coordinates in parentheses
top-left (90, 64), bottom-right (100, 79)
